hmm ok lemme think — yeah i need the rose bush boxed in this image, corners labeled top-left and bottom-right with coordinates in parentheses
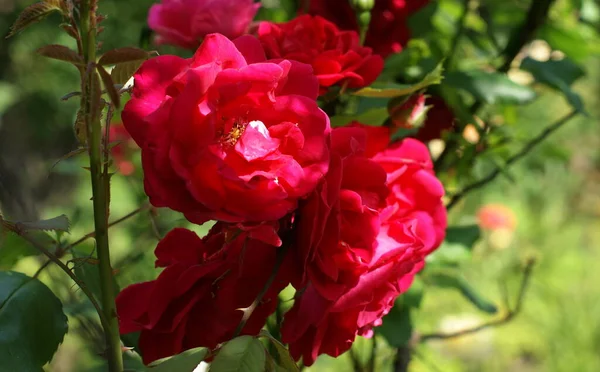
top-left (148, 0), bottom-right (260, 49)
top-left (256, 15), bottom-right (384, 94)
top-left (307, 0), bottom-right (430, 58)
top-left (116, 225), bottom-right (291, 364)
top-left (122, 33), bottom-right (330, 225)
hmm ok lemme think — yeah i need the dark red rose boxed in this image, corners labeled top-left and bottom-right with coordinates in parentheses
top-left (282, 207), bottom-right (431, 365)
top-left (307, 0), bottom-right (430, 58)
top-left (256, 15), bottom-right (383, 94)
top-left (116, 225), bottom-right (290, 364)
top-left (281, 123), bottom-right (446, 365)
top-left (122, 34), bottom-right (330, 225)
top-left (148, 0), bottom-right (260, 49)
top-left (290, 126), bottom-right (388, 301)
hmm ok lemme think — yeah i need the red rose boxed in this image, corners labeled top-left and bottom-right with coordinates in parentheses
top-left (307, 0), bottom-right (429, 58)
top-left (359, 124), bottom-right (447, 248)
top-left (108, 122), bottom-right (139, 176)
top-left (148, 0), bottom-right (260, 49)
top-left (281, 124), bottom-right (446, 365)
top-left (122, 34), bottom-right (330, 225)
top-left (116, 225), bottom-right (290, 364)
top-left (290, 126), bottom-right (388, 301)
top-left (281, 208), bottom-right (431, 365)
top-left (256, 15), bottom-right (383, 94)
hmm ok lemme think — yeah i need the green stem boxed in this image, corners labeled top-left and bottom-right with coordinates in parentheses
top-left (80, 1), bottom-right (123, 371)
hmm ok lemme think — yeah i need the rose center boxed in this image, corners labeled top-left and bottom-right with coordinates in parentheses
top-left (219, 117), bottom-right (248, 147)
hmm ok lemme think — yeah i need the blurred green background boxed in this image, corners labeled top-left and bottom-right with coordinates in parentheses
top-left (1, 0), bottom-right (599, 371)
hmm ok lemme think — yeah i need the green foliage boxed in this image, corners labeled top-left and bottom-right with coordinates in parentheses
top-left (210, 336), bottom-right (266, 372)
top-left (0, 271), bottom-right (68, 371)
top-left (444, 71), bottom-right (536, 105)
top-left (0, 233), bottom-right (39, 269)
top-left (423, 270), bottom-right (498, 314)
top-left (259, 330), bottom-right (299, 372)
top-left (147, 347), bottom-right (209, 372)
top-left (520, 57), bottom-right (586, 113)
top-left (377, 298), bottom-right (413, 347)
top-left (353, 63), bottom-right (444, 97)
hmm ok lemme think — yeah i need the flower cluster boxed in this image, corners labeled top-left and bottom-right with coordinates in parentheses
top-left (117, 0), bottom-right (447, 367)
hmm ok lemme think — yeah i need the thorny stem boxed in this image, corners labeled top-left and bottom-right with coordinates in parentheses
top-left (80, 0), bottom-right (123, 370)
top-left (446, 110), bottom-right (578, 210)
top-left (233, 240), bottom-right (290, 338)
top-left (2, 223), bottom-right (111, 335)
top-left (32, 205), bottom-right (151, 279)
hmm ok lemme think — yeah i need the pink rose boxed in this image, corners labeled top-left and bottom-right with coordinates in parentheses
top-left (116, 225), bottom-right (291, 364)
top-left (148, 0), bottom-right (260, 49)
top-left (256, 15), bottom-right (384, 94)
top-left (122, 34), bottom-right (330, 225)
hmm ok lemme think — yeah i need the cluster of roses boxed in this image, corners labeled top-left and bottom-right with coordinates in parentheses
top-left (115, 0), bottom-right (447, 366)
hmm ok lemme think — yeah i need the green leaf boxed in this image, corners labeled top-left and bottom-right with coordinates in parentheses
top-left (424, 270), bottom-right (498, 314)
top-left (397, 277), bottom-right (425, 309)
top-left (537, 23), bottom-right (599, 62)
top-left (110, 61), bottom-right (145, 86)
top-left (427, 242), bottom-right (472, 266)
top-left (0, 271), bottom-right (68, 371)
top-left (330, 107), bottom-right (388, 127)
top-left (210, 336), bottom-right (266, 372)
top-left (0, 233), bottom-right (39, 269)
top-left (353, 63), bottom-right (443, 98)
top-left (377, 298), bottom-right (413, 347)
top-left (444, 71), bottom-right (536, 105)
top-left (148, 347), bottom-right (209, 372)
top-left (6, 1), bottom-right (63, 38)
top-left (259, 330), bottom-right (299, 372)
top-left (445, 224), bottom-right (481, 248)
top-left (15, 214), bottom-right (70, 233)
top-left (520, 57), bottom-right (586, 114)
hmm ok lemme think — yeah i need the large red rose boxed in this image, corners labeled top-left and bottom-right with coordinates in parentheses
top-left (256, 15), bottom-right (383, 94)
top-left (116, 225), bottom-right (290, 364)
top-left (289, 126), bottom-right (388, 301)
top-left (148, 0), bottom-right (260, 49)
top-left (307, 0), bottom-right (430, 58)
top-left (281, 124), bottom-right (446, 365)
top-left (281, 208), bottom-right (432, 365)
top-left (122, 34), bottom-right (330, 225)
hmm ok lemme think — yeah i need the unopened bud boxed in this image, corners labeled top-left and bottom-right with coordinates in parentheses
top-left (351, 0), bottom-right (375, 12)
top-left (357, 11), bottom-right (371, 28)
